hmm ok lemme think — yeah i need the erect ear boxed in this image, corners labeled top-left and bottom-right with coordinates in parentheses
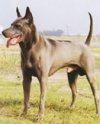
top-left (16, 7), bottom-right (21, 17)
top-left (24, 7), bottom-right (33, 24)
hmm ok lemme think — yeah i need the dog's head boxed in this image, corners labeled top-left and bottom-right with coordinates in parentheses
top-left (2, 7), bottom-right (36, 48)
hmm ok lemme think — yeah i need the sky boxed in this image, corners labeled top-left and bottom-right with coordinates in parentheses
top-left (0, 0), bottom-right (100, 35)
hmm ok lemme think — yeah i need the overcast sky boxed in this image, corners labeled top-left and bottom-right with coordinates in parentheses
top-left (0, 0), bottom-right (100, 35)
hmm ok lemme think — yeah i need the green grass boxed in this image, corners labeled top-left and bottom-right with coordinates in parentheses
top-left (0, 45), bottom-right (20, 72)
top-left (92, 47), bottom-right (100, 54)
top-left (0, 79), bottom-right (100, 124)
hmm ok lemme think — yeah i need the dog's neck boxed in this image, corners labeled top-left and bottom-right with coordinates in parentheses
top-left (19, 24), bottom-right (40, 51)
top-left (19, 24), bottom-right (45, 63)
top-left (19, 24), bottom-right (45, 68)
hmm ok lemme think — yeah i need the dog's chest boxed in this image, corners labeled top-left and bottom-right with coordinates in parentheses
top-left (21, 51), bottom-right (41, 76)
top-left (21, 50), bottom-right (37, 67)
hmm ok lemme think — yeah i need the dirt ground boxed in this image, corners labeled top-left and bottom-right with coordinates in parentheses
top-left (0, 68), bottom-right (100, 83)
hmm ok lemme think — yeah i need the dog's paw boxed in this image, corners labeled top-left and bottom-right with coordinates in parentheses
top-left (35, 114), bottom-right (44, 123)
top-left (19, 111), bottom-right (27, 117)
top-left (67, 105), bottom-right (75, 111)
top-left (35, 116), bottom-right (41, 123)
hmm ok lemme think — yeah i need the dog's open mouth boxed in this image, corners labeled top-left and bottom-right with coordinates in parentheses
top-left (6, 35), bottom-right (21, 48)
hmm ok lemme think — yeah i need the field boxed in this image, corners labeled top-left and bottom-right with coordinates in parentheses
top-left (0, 36), bottom-right (100, 124)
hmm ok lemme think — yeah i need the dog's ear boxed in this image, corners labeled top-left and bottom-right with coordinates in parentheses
top-left (16, 7), bottom-right (21, 17)
top-left (24, 7), bottom-right (33, 24)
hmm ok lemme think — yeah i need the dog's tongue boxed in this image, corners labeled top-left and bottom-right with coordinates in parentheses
top-left (6, 37), bottom-right (19, 48)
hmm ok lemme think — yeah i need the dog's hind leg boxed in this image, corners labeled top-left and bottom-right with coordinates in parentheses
top-left (20, 75), bottom-right (32, 116)
top-left (67, 70), bottom-right (78, 109)
top-left (86, 72), bottom-right (100, 114)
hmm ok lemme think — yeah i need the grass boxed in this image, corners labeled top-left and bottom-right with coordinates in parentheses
top-left (92, 47), bottom-right (100, 54)
top-left (0, 41), bottom-right (100, 123)
top-left (0, 79), bottom-right (100, 124)
top-left (0, 45), bottom-right (20, 71)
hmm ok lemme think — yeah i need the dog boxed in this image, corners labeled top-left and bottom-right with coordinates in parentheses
top-left (2, 7), bottom-right (100, 121)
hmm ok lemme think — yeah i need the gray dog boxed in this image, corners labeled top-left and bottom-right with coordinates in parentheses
top-left (2, 7), bottom-right (100, 121)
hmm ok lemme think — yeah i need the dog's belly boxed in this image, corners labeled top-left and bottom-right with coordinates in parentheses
top-left (49, 64), bottom-right (68, 76)
top-left (48, 53), bottom-right (81, 76)
top-left (48, 46), bottom-right (92, 77)
top-left (49, 61), bottom-right (78, 76)
top-left (49, 63), bottom-right (85, 76)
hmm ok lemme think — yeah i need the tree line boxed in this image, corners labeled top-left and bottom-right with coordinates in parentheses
top-left (40, 29), bottom-right (64, 36)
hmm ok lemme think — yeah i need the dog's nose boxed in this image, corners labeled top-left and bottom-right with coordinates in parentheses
top-left (2, 30), bottom-right (6, 37)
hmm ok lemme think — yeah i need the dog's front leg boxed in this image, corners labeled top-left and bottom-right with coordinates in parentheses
top-left (20, 75), bottom-right (32, 116)
top-left (37, 75), bottom-right (47, 121)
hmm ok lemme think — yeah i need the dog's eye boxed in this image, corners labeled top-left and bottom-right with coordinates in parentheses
top-left (15, 24), bottom-right (21, 29)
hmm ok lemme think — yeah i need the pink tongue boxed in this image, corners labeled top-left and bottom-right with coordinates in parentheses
top-left (6, 37), bottom-right (19, 48)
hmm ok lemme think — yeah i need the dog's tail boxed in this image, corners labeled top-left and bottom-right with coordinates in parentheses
top-left (85, 12), bottom-right (93, 46)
